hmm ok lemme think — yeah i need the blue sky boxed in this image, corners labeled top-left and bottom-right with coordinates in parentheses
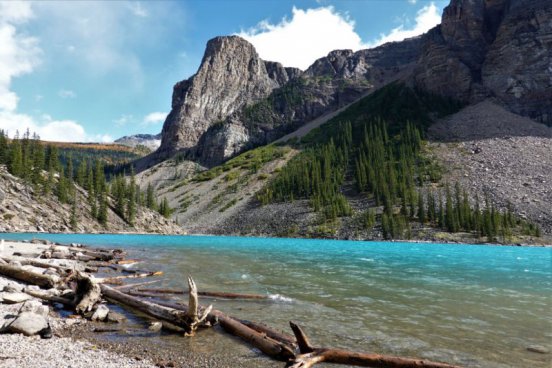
top-left (0, 0), bottom-right (448, 142)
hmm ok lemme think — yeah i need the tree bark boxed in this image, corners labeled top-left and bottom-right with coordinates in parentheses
top-left (0, 263), bottom-right (58, 288)
top-left (286, 322), bottom-right (461, 368)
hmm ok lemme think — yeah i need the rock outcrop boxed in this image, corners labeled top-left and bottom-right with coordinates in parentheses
top-left (114, 133), bottom-right (161, 151)
top-left (413, 0), bottom-right (552, 124)
top-left (157, 36), bottom-right (299, 163)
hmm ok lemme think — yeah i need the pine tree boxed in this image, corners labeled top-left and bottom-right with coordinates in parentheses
top-left (417, 190), bottom-right (425, 224)
top-left (70, 195), bottom-right (78, 231)
top-left (127, 169), bottom-right (137, 226)
top-left (98, 192), bottom-right (108, 226)
top-left (9, 138), bottom-right (23, 177)
top-left (56, 167), bottom-right (69, 203)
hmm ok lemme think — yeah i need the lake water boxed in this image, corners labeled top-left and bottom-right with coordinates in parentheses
top-left (1, 233), bottom-right (551, 367)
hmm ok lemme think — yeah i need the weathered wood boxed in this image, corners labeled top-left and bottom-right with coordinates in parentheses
top-left (0, 263), bottom-right (58, 288)
top-left (24, 288), bottom-right (75, 307)
top-left (184, 276), bottom-right (212, 336)
top-left (97, 271), bottom-right (163, 284)
top-left (1, 256), bottom-right (69, 274)
top-left (114, 279), bottom-right (163, 291)
top-left (136, 287), bottom-right (269, 300)
top-left (238, 319), bottom-right (296, 347)
top-left (100, 284), bottom-right (189, 327)
top-left (135, 287), bottom-right (184, 294)
top-left (70, 272), bottom-right (102, 314)
top-left (132, 295), bottom-right (295, 360)
top-left (127, 290), bottom-right (174, 300)
top-left (287, 322), bottom-right (461, 368)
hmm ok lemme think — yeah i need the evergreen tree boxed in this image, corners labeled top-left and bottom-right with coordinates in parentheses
top-left (70, 195), bottom-right (78, 231)
top-left (56, 167), bottom-right (69, 203)
top-left (127, 169), bottom-right (137, 226)
top-left (98, 192), bottom-right (108, 226)
top-left (417, 190), bottom-right (426, 224)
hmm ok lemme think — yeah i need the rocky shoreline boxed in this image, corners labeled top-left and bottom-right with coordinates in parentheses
top-left (0, 239), bottom-right (273, 368)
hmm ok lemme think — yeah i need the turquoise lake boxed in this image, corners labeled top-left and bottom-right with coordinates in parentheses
top-left (1, 233), bottom-right (550, 367)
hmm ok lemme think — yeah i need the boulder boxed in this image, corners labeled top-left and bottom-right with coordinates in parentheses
top-left (1, 292), bottom-right (32, 304)
top-left (19, 300), bottom-right (49, 318)
top-left (148, 321), bottom-right (163, 332)
top-left (91, 304), bottom-right (109, 322)
top-left (7, 312), bottom-right (48, 336)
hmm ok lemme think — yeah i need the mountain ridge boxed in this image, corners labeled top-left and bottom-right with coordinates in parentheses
top-left (144, 0), bottom-right (550, 170)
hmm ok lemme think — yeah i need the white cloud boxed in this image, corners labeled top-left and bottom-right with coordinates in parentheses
top-left (0, 3), bottom-right (105, 143)
top-left (237, 7), bottom-right (369, 70)
top-left (127, 2), bottom-right (148, 17)
top-left (0, 111), bottom-right (87, 142)
top-left (0, 2), bottom-right (41, 112)
top-left (408, 0), bottom-right (417, 4)
top-left (113, 114), bottom-right (134, 127)
top-left (369, 3), bottom-right (441, 47)
top-left (142, 111), bottom-right (167, 125)
top-left (93, 134), bottom-right (114, 143)
top-left (58, 89), bottom-right (76, 99)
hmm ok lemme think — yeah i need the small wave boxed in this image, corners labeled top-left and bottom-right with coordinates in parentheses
top-left (241, 274), bottom-right (249, 279)
top-left (359, 258), bottom-right (375, 262)
top-left (268, 294), bottom-right (293, 303)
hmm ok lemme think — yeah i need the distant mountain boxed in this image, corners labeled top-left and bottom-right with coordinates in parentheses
top-left (145, 0), bottom-right (550, 169)
top-left (115, 133), bottom-right (161, 151)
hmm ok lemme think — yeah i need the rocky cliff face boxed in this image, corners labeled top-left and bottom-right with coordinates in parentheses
top-left (158, 36), bottom-right (298, 161)
top-left (159, 35), bottom-right (422, 166)
top-left (413, 0), bottom-right (551, 124)
top-left (155, 0), bottom-right (551, 168)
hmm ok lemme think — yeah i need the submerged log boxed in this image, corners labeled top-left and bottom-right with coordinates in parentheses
top-left (100, 284), bottom-right (189, 327)
top-left (286, 322), bottom-right (461, 368)
top-left (0, 263), bottom-right (58, 288)
top-left (97, 271), bottom-right (163, 284)
top-left (133, 295), bottom-right (295, 360)
top-left (114, 279), bottom-right (163, 291)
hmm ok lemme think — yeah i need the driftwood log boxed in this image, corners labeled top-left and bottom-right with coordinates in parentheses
top-left (136, 287), bottom-right (269, 300)
top-left (0, 263), bottom-right (58, 288)
top-left (286, 322), bottom-right (460, 368)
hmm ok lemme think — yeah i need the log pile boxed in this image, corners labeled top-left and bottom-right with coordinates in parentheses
top-left (0, 239), bottom-right (462, 368)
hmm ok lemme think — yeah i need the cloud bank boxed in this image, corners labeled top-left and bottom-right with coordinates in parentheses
top-left (238, 7), bottom-right (367, 70)
top-left (0, 2), bottom-right (109, 142)
top-left (369, 3), bottom-right (441, 47)
top-left (238, 3), bottom-right (441, 70)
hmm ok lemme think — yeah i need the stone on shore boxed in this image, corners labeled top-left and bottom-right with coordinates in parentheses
top-left (92, 304), bottom-right (110, 322)
top-left (1, 292), bottom-right (32, 304)
top-left (7, 311), bottom-right (49, 336)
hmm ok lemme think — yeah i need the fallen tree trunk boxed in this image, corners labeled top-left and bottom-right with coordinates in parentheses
top-left (132, 294), bottom-right (295, 360)
top-left (24, 288), bottom-right (75, 307)
top-left (100, 284), bottom-right (189, 328)
top-left (136, 288), bottom-right (269, 300)
top-left (97, 271), bottom-right (163, 284)
top-left (287, 322), bottom-right (461, 368)
top-left (0, 256), bottom-right (70, 274)
top-left (114, 279), bottom-right (163, 291)
top-left (0, 263), bottom-right (58, 288)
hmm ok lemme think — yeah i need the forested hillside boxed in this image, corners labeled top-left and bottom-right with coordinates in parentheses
top-left (0, 130), bottom-right (180, 234)
top-left (158, 83), bottom-right (543, 244)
